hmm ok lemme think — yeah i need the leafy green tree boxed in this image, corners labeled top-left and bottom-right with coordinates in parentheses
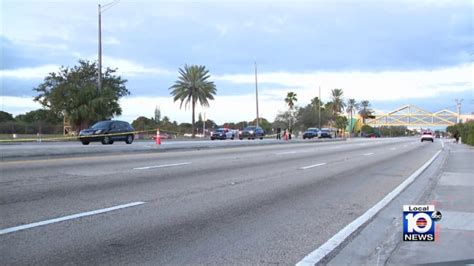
top-left (169, 65), bottom-right (217, 138)
top-left (274, 110), bottom-right (293, 130)
top-left (33, 60), bottom-right (129, 130)
top-left (15, 109), bottom-right (62, 124)
top-left (0, 111), bottom-right (15, 122)
top-left (132, 116), bottom-right (158, 131)
top-left (359, 100), bottom-right (374, 124)
top-left (346, 98), bottom-right (359, 134)
top-left (335, 116), bottom-right (348, 134)
top-left (236, 121), bottom-right (249, 130)
top-left (296, 103), bottom-right (330, 130)
top-left (251, 117), bottom-right (272, 132)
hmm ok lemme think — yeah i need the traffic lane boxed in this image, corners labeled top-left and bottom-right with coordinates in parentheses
top-left (0, 136), bottom-right (419, 208)
top-left (0, 137), bottom-right (425, 228)
top-left (0, 137), bottom-right (415, 182)
top-left (0, 137), bottom-right (325, 160)
top-left (1, 139), bottom-right (441, 264)
top-left (0, 135), bottom-right (410, 161)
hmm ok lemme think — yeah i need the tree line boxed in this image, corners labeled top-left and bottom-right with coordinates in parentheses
top-left (274, 89), bottom-right (375, 135)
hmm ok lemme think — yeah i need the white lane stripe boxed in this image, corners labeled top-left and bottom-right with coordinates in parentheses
top-left (0, 202), bottom-right (145, 235)
top-left (441, 140), bottom-right (445, 149)
top-left (276, 151), bottom-right (297, 155)
top-left (296, 149), bottom-right (442, 266)
top-left (390, 147), bottom-right (397, 151)
top-left (363, 152), bottom-right (374, 156)
top-left (133, 162), bottom-right (192, 170)
top-left (300, 163), bottom-right (327, 170)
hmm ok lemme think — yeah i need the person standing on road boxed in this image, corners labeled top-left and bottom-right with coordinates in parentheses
top-left (454, 132), bottom-right (460, 143)
top-left (276, 127), bottom-right (281, 140)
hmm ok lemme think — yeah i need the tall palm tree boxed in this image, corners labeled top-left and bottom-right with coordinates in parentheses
top-left (346, 98), bottom-right (359, 134)
top-left (285, 92), bottom-right (298, 110)
top-left (310, 97), bottom-right (323, 109)
top-left (359, 100), bottom-right (373, 124)
top-left (285, 92), bottom-right (297, 132)
top-left (169, 65), bottom-right (216, 138)
top-left (330, 88), bottom-right (346, 117)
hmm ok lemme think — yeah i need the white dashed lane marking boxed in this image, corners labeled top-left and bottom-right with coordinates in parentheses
top-left (300, 163), bottom-right (327, 170)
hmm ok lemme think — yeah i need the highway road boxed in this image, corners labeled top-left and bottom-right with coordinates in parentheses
top-left (0, 137), bottom-right (443, 265)
top-left (0, 138), bottom-right (344, 161)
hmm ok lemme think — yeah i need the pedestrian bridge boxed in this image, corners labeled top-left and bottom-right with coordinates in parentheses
top-left (366, 105), bottom-right (459, 127)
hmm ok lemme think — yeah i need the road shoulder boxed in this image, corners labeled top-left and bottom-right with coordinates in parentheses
top-left (326, 140), bottom-right (473, 265)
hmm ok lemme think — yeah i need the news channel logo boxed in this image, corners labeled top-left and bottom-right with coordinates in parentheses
top-left (403, 205), bottom-right (442, 241)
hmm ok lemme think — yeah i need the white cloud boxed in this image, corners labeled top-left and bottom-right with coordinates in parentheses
top-left (215, 64), bottom-right (473, 103)
top-left (0, 96), bottom-right (42, 115)
top-left (102, 36), bottom-right (120, 45)
top-left (102, 57), bottom-right (172, 77)
top-left (0, 58), bottom-right (172, 80)
top-left (0, 65), bottom-right (59, 79)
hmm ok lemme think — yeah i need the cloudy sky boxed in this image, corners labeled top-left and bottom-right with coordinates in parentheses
top-left (1, 0), bottom-right (472, 124)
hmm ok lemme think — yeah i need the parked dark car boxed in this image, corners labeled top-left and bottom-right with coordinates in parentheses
top-left (79, 120), bottom-right (135, 145)
top-left (239, 126), bottom-right (264, 140)
top-left (318, 129), bottom-right (332, 139)
top-left (211, 128), bottom-right (234, 140)
top-left (303, 128), bottom-right (319, 139)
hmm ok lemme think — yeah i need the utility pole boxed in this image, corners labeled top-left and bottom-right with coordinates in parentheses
top-left (98, 4), bottom-right (102, 92)
top-left (203, 112), bottom-right (206, 136)
top-left (455, 99), bottom-right (463, 123)
top-left (255, 62), bottom-right (260, 127)
top-left (318, 86), bottom-right (321, 129)
top-left (98, 1), bottom-right (119, 92)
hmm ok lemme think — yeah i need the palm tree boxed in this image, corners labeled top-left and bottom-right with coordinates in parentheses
top-left (346, 98), bottom-right (359, 135)
top-left (284, 92), bottom-right (297, 133)
top-left (169, 65), bottom-right (216, 138)
top-left (359, 100), bottom-right (373, 124)
top-left (285, 92), bottom-right (298, 110)
top-left (330, 88), bottom-right (346, 117)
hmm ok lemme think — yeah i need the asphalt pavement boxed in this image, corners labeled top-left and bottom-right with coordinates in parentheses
top-left (0, 137), bottom-right (447, 265)
top-left (0, 137), bottom-right (344, 161)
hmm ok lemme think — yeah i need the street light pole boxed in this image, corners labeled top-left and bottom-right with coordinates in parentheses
top-left (255, 62), bottom-right (260, 128)
top-left (98, 4), bottom-right (102, 92)
top-left (98, 1), bottom-right (119, 92)
top-left (318, 86), bottom-right (321, 129)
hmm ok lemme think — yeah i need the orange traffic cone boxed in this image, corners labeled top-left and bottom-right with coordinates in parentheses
top-left (156, 128), bottom-right (161, 145)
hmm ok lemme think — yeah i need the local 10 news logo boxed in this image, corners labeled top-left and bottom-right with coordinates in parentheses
top-left (403, 205), bottom-right (442, 241)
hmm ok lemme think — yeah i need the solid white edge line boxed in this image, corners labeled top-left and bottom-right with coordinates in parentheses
top-left (296, 149), bottom-right (442, 266)
top-left (133, 162), bottom-right (192, 170)
top-left (363, 152), bottom-right (374, 156)
top-left (300, 163), bottom-right (327, 170)
top-left (0, 201), bottom-right (145, 235)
